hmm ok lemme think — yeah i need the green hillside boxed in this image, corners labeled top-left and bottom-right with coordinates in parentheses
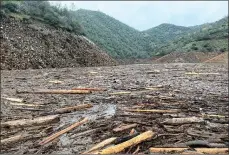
top-left (151, 16), bottom-right (228, 56)
top-left (1, 1), bottom-right (85, 35)
top-left (142, 23), bottom-right (191, 46)
top-left (73, 9), bottom-right (150, 58)
top-left (2, 2), bottom-right (228, 59)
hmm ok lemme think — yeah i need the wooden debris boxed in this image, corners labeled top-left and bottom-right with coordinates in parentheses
top-left (114, 132), bottom-right (139, 145)
top-left (109, 92), bottom-right (131, 95)
top-left (181, 151), bottom-right (203, 154)
top-left (1, 115), bottom-right (59, 129)
top-left (185, 72), bottom-right (220, 75)
top-left (113, 123), bottom-right (137, 132)
top-left (146, 70), bottom-right (160, 74)
top-left (98, 131), bottom-right (154, 154)
top-left (89, 71), bottom-right (98, 74)
top-left (54, 104), bottom-right (93, 114)
top-left (71, 128), bottom-right (98, 138)
top-left (14, 108), bottom-right (45, 111)
top-left (2, 97), bottom-right (24, 103)
top-left (195, 148), bottom-right (228, 154)
top-left (49, 80), bottom-right (63, 84)
top-left (83, 137), bottom-right (117, 154)
top-left (16, 89), bottom-right (91, 94)
top-left (209, 143), bottom-right (227, 148)
top-left (202, 114), bottom-right (226, 118)
top-left (72, 88), bottom-right (107, 91)
top-left (39, 117), bottom-right (88, 145)
top-left (185, 140), bottom-right (210, 147)
top-left (163, 117), bottom-right (204, 125)
top-left (149, 148), bottom-right (188, 153)
top-left (126, 109), bottom-right (178, 113)
top-left (8, 102), bottom-right (43, 107)
top-left (1, 134), bottom-right (27, 146)
top-left (133, 146), bottom-right (140, 154)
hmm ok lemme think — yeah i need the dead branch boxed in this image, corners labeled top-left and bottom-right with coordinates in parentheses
top-left (1, 115), bottom-right (59, 129)
top-left (16, 89), bottom-right (91, 94)
top-left (113, 123), bottom-right (137, 132)
top-left (82, 137), bottom-right (117, 154)
top-left (54, 104), bottom-right (93, 114)
top-left (39, 117), bottom-right (88, 145)
top-left (98, 131), bottom-right (154, 154)
top-left (195, 148), bottom-right (228, 154)
top-left (163, 117), bottom-right (204, 125)
top-left (149, 148), bottom-right (188, 153)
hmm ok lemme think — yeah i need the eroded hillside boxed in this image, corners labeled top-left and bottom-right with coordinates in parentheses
top-left (1, 16), bottom-right (117, 70)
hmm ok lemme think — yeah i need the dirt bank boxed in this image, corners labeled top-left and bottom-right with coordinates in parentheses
top-left (1, 16), bottom-right (117, 70)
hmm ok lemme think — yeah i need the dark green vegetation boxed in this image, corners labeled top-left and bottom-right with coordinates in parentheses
top-left (1, 1), bottom-right (85, 35)
top-left (151, 17), bottom-right (228, 56)
top-left (75, 9), bottom-right (228, 58)
top-left (1, 1), bottom-right (228, 59)
top-left (73, 9), bottom-right (149, 58)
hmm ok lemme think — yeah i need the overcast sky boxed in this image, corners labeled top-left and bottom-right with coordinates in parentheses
top-left (51, 1), bottom-right (228, 31)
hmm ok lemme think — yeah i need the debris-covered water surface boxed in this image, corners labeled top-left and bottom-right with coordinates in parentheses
top-left (1, 63), bottom-right (228, 154)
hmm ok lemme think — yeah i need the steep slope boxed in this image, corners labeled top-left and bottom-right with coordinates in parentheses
top-left (74, 9), bottom-right (149, 59)
top-left (142, 23), bottom-right (191, 46)
top-left (1, 16), bottom-right (117, 70)
top-left (204, 52), bottom-right (228, 63)
top-left (155, 52), bottom-right (219, 63)
top-left (150, 16), bottom-right (228, 56)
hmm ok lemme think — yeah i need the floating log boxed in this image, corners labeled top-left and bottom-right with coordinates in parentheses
top-left (49, 80), bottom-right (63, 84)
top-left (149, 148), bottom-right (188, 153)
top-left (109, 92), bottom-right (131, 95)
top-left (98, 130), bottom-right (154, 154)
top-left (163, 117), bottom-right (204, 125)
top-left (72, 88), bottom-right (107, 91)
top-left (195, 148), bottom-right (228, 154)
top-left (209, 143), bottom-right (227, 148)
top-left (185, 140), bottom-right (210, 148)
top-left (16, 89), bottom-right (91, 94)
top-left (54, 104), bottom-right (93, 114)
top-left (1, 134), bottom-right (27, 146)
top-left (185, 72), bottom-right (219, 75)
top-left (126, 109), bottom-right (178, 113)
top-left (113, 124), bottom-right (137, 132)
top-left (2, 97), bottom-right (24, 103)
top-left (114, 132), bottom-right (139, 145)
top-left (9, 102), bottom-right (43, 107)
top-left (83, 137), bottom-right (117, 154)
top-left (39, 117), bottom-right (88, 145)
top-left (1, 115), bottom-right (59, 129)
top-left (181, 151), bottom-right (203, 154)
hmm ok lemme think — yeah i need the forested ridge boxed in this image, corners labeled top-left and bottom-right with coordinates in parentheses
top-left (1, 1), bottom-right (228, 59)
